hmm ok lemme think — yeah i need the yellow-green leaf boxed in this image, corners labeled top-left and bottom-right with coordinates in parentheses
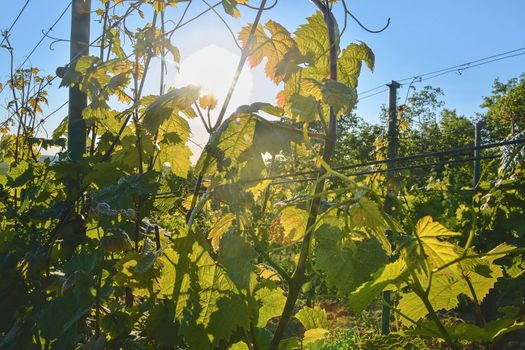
top-left (239, 20), bottom-right (297, 83)
top-left (348, 259), bottom-right (407, 313)
top-left (269, 206), bottom-right (309, 245)
top-left (295, 306), bottom-right (329, 330)
top-left (208, 213), bottom-right (236, 252)
top-left (415, 216), bottom-right (462, 270)
top-left (255, 284), bottom-right (286, 327)
top-left (338, 41), bottom-right (375, 88)
top-left (315, 223), bottom-right (389, 295)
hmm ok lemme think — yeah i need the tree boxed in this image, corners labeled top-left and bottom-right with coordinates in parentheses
top-left (481, 73), bottom-right (525, 141)
top-left (333, 113), bottom-right (383, 166)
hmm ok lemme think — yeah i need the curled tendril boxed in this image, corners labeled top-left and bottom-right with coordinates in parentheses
top-left (342, 0), bottom-right (391, 34)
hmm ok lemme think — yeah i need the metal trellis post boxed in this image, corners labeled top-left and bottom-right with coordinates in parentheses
top-left (473, 121), bottom-right (484, 188)
top-left (381, 80), bottom-right (400, 335)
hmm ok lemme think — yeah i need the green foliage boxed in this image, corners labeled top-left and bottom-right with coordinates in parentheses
top-left (295, 306), bottom-right (329, 330)
top-left (348, 259), bottom-right (407, 313)
top-left (482, 73), bottom-right (525, 140)
top-left (255, 282), bottom-right (287, 327)
top-left (319, 328), bottom-right (358, 350)
top-left (270, 205), bottom-right (309, 244)
top-left (359, 334), bottom-right (427, 350)
top-left (315, 223), bottom-right (389, 295)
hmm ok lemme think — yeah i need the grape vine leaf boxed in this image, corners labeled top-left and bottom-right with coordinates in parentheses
top-left (410, 318), bottom-right (525, 343)
top-left (38, 279), bottom-right (94, 339)
top-left (294, 11), bottom-right (332, 73)
top-left (157, 248), bottom-right (178, 298)
top-left (195, 114), bottom-right (256, 176)
top-left (412, 216), bottom-right (462, 270)
top-left (360, 334), bottom-right (427, 350)
top-left (208, 213), bottom-right (236, 252)
top-left (222, 0), bottom-right (248, 18)
top-left (239, 20), bottom-right (298, 83)
top-left (113, 252), bottom-right (158, 297)
top-left (218, 231), bottom-right (257, 290)
top-left (315, 223), bottom-right (389, 295)
top-left (398, 243), bottom-right (514, 326)
top-left (142, 85), bottom-right (199, 136)
top-left (269, 206), bottom-right (309, 245)
top-left (156, 141), bottom-right (192, 178)
top-left (279, 12), bottom-right (373, 122)
top-left (254, 282), bottom-right (287, 327)
top-left (289, 94), bottom-right (318, 122)
top-left (198, 94), bottom-right (218, 110)
top-left (235, 102), bottom-right (283, 117)
top-left (145, 303), bottom-right (181, 347)
top-left (320, 79), bottom-right (356, 114)
top-left (303, 328), bottom-right (329, 348)
top-left (397, 272), bottom-right (464, 326)
top-left (338, 41), bottom-right (375, 88)
top-left (295, 306), bottom-right (329, 330)
top-left (348, 259), bottom-right (407, 313)
top-left (348, 197), bottom-right (392, 254)
top-left (166, 231), bottom-right (251, 348)
top-left (457, 244), bottom-right (511, 301)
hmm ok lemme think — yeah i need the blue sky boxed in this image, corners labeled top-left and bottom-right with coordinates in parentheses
top-left (1, 0), bottom-right (524, 138)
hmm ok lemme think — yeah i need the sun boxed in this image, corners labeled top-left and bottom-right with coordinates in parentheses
top-left (171, 45), bottom-right (254, 158)
top-left (176, 44), bottom-right (253, 105)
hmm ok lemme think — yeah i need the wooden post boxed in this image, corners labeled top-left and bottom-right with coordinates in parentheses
top-left (67, 0), bottom-right (91, 161)
top-left (381, 80), bottom-right (400, 335)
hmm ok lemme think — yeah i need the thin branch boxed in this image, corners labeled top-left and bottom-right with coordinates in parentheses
top-left (201, 0), bottom-right (242, 50)
top-left (194, 102), bottom-right (212, 133)
top-left (185, 0), bottom-right (269, 223)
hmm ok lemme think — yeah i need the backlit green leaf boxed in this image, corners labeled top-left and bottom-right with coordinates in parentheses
top-left (348, 259), bottom-right (407, 313)
top-left (295, 306), bottom-right (329, 330)
top-left (255, 283), bottom-right (287, 327)
top-left (315, 223), bottom-right (389, 295)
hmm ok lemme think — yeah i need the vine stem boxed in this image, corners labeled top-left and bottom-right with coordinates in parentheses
top-left (149, 9), bottom-right (167, 171)
top-left (269, 1), bottom-right (338, 348)
top-left (249, 321), bottom-right (260, 350)
top-left (261, 154), bottom-right (276, 216)
top-left (132, 11), bottom-right (159, 252)
top-left (90, 1), bottom-right (110, 156)
top-left (410, 271), bottom-right (459, 349)
top-left (94, 269), bottom-right (103, 337)
top-left (185, 0), bottom-right (268, 223)
top-left (465, 276), bottom-right (486, 327)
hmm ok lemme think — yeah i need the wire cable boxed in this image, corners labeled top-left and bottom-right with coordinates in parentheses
top-left (0, 0), bottom-right (31, 47)
top-left (235, 138), bottom-right (525, 185)
top-left (270, 154), bottom-right (500, 185)
top-left (17, 1), bottom-right (72, 70)
top-left (398, 46), bottom-right (525, 83)
top-left (156, 151), bottom-right (504, 198)
top-left (358, 88), bottom-right (388, 101)
top-left (418, 51), bottom-right (525, 83)
top-left (358, 46), bottom-right (525, 98)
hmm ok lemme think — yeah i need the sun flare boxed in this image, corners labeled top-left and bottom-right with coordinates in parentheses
top-left (170, 45), bottom-right (254, 160)
top-left (176, 45), bottom-right (253, 105)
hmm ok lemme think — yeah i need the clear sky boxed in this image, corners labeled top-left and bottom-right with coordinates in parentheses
top-left (1, 0), bottom-right (524, 140)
